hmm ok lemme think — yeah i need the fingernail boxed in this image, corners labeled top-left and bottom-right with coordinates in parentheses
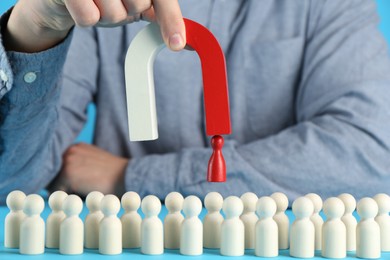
top-left (169, 33), bottom-right (184, 50)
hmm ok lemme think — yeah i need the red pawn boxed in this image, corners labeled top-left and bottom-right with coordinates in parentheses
top-left (207, 135), bottom-right (226, 182)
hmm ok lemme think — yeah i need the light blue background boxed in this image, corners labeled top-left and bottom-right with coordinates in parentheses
top-left (1, 0), bottom-right (389, 144)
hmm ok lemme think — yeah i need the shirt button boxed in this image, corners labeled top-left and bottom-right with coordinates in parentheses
top-left (24, 72), bottom-right (37, 83)
top-left (0, 69), bottom-right (8, 82)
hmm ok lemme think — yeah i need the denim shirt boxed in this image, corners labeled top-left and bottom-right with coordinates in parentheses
top-left (1, 0), bottom-right (390, 204)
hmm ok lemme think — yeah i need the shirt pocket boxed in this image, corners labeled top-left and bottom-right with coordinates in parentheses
top-left (242, 36), bottom-right (305, 137)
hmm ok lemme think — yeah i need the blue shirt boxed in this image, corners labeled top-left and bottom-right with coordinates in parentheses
top-left (1, 0), bottom-right (390, 204)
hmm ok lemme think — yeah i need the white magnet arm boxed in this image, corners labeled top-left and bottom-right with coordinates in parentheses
top-left (124, 23), bottom-right (165, 141)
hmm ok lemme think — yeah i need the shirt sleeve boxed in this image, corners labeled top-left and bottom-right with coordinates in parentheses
top-left (124, 0), bottom-right (390, 202)
top-left (0, 9), bottom-right (74, 203)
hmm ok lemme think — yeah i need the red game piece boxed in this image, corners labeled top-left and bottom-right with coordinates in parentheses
top-left (207, 135), bottom-right (226, 182)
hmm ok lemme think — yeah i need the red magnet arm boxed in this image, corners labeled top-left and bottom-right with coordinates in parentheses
top-left (184, 19), bottom-right (231, 182)
top-left (184, 19), bottom-right (231, 136)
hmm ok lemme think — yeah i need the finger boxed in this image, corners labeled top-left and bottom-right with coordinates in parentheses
top-left (51, 0), bottom-right (71, 15)
top-left (77, 145), bottom-right (108, 160)
top-left (72, 142), bottom-right (103, 155)
top-left (93, 0), bottom-right (128, 24)
top-left (65, 143), bottom-right (109, 160)
top-left (140, 6), bottom-right (155, 22)
top-left (63, 143), bottom-right (83, 156)
top-left (66, 142), bottom-right (94, 153)
top-left (122, 0), bottom-right (152, 16)
top-left (153, 0), bottom-right (186, 51)
top-left (63, 154), bottom-right (85, 168)
top-left (63, 0), bottom-right (100, 27)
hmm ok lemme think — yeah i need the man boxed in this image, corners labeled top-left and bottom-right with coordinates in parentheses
top-left (1, 0), bottom-right (390, 204)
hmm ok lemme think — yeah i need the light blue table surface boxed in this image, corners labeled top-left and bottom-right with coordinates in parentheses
top-left (1, 194), bottom-right (389, 260)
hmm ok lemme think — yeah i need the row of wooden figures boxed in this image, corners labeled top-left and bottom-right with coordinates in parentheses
top-left (4, 190), bottom-right (390, 258)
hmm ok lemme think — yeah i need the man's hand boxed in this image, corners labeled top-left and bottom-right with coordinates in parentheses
top-left (51, 143), bottom-right (129, 197)
top-left (5, 0), bottom-right (185, 52)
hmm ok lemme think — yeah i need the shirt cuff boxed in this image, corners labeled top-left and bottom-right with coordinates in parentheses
top-left (0, 7), bottom-right (73, 104)
top-left (124, 153), bottom-right (180, 199)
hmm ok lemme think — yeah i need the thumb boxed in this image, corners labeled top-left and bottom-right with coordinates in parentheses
top-left (152, 0), bottom-right (186, 51)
